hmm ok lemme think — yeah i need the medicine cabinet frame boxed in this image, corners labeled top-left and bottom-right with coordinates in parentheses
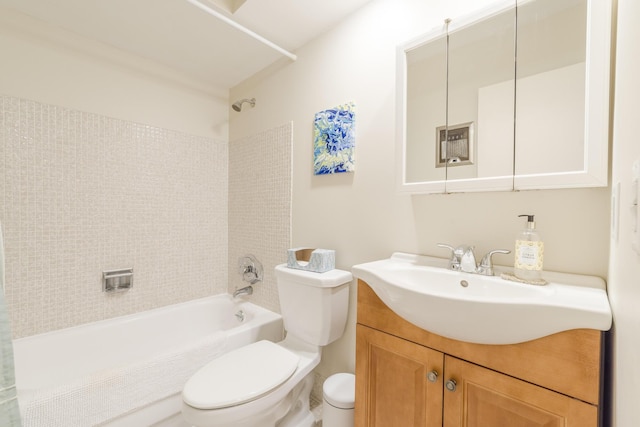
top-left (395, 0), bottom-right (612, 194)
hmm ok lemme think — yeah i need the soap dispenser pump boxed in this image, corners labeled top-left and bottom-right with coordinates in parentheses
top-left (514, 214), bottom-right (544, 281)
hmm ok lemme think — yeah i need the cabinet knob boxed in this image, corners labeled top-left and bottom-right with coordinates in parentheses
top-left (445, 379), bottom-right (457, 392)
top-left (427, 370), bottom-right (439, 383)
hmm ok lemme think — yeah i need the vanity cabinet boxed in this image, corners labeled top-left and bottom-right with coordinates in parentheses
top-left (355, 281), bottom-right (604, 427)
top-left (357, 325), bottom-right (444, 427)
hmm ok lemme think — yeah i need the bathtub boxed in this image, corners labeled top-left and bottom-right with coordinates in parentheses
top-left (13, 294), bottom-right (283, 427)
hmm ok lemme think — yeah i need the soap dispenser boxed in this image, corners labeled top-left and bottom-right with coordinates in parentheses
top-left (514, 214), bottom-right (544, 281)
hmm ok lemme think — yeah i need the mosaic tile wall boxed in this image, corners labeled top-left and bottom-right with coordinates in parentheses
top-left (228, 123), bottom-right (292, 313)
top-left (0, 96), bottom-right (229, 338)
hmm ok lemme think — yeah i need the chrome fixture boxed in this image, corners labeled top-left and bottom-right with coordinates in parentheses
top-left (437, 244), bottom-right (510, 276)
top-left (102, 268), bottom-right (133, 292)
top-left (477, 249), bottom-right (512, 276)
top-left (445, 379), bottom-right (457, 392)
top-left (459, 246), bottom-right (478, 273)
top-left (233, 254), bottom-right (263, 298)
top-left (238, 254), bottom-right (263, 284)
top-left (436, 244), bottom-right (466, 271)
top-left (233, 286), bottom-right (254, 298)
top-left (232, 98), bottom-right (256, 112)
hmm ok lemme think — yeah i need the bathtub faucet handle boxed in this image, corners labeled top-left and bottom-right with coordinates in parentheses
top-left (238, 254), bottom-right (263, 285)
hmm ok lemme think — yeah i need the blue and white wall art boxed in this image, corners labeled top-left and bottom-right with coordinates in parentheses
top-left (313, 102), bottom-right (356, 175)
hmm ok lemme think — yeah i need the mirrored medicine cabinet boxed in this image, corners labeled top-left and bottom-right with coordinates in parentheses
top-left (396, 0), bottom-right (612, 194)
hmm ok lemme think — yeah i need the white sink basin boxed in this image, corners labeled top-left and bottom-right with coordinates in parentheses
top-left (352, 253), bottom-right (612, 345)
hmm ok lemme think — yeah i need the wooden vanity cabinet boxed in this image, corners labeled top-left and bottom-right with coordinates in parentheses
top-left (356, 325), bottom-right (444, 427)
top-left (355, 280), bottom-right (605, 427)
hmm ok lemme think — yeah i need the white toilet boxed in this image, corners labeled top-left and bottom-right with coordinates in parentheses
top-left (182, 264), bottom-right (352, 427)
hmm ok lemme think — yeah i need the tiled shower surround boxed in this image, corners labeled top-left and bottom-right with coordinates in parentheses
top-left (228, 122), bottom-right (292, 313)
top-left (0, 96), bottom-right (229, 338)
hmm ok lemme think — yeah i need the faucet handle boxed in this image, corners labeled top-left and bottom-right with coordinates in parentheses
top-left (437, 243), bottom-right (455, 253)
top-left (437, 243), bottom-right (467, 255)
top-left (478, 249), bottom-right (511, 275)
top-left (238, 254), bottom-right (264, 284)
top-left (437, 243), bottom-right (467, 270)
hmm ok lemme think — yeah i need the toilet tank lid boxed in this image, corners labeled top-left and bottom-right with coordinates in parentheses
top-left (275, 264), bottom-right (352, 288)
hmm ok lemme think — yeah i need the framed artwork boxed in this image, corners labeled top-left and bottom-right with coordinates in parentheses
top-left (313, 102), bottom-right (355, 175)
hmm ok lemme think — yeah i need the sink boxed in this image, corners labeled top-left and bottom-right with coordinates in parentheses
top-left (352, 253), bottom-right (612, 345)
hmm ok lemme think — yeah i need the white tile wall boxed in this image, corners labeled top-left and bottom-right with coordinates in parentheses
top-left (228, 122), bottom-right (292, 313)
top-left (0, 96), bottom-right (228, 338)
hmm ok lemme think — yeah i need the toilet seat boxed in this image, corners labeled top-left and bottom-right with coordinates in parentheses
top-left (183, 340), bottom-right (299, 410)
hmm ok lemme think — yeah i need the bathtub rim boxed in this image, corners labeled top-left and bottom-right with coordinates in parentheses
top-left (14, 293), bottom-right (283, 394)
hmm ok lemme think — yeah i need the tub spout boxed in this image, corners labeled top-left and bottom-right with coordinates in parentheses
top-left (233, 285), bottom-right (253, 298)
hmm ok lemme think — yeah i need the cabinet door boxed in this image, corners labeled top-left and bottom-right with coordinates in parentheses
top-left (443, 356), bottom-right (598, 427)
top-left (356, 325), bottom-right (444, 427)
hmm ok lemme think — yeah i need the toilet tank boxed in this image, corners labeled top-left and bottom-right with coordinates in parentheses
top-left (274, 264), bottom-right (352, 346)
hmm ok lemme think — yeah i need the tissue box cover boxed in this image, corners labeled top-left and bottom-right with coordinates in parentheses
top-left (287, 248), bottom-right (335, 273)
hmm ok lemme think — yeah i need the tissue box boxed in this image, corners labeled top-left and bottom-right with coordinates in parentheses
top-left (287, 248), bottom-right (335, 273)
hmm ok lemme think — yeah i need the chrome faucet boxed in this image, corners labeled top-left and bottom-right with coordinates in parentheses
top-left (436, 244), bottom-right (466, 271)
top-left (477, 249), bottom-right (511, 276)
top-left (233, 285), bottom-right (254, 298)
top-left (459, 246), bottom-right (478, 273)
top-left (238, 254), bottom-right (263, 284)
top-left (437, 244), bottom-right (510, 276)
top-left (234, 255), bottom-right (262, 298)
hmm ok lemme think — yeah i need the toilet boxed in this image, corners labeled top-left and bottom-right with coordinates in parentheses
top-left (182, 264), bottom-right (352, 427)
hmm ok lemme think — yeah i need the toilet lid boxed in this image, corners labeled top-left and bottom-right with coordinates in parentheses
top-left (183, 340), bottom-right (299, 410)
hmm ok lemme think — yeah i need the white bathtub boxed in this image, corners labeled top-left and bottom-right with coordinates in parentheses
top-left (13, 294), bottom-right (283, 427)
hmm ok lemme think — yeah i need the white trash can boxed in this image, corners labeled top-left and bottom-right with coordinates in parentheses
top-left (322, 373), bottom-right (355, 427)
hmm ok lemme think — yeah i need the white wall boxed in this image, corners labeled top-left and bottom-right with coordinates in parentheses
top-left (230, 0), bottom-right (611, 382)
top-left (0, 7), bottom-right (227, 139)
top-left (608, 0), bottom-right (640, 425)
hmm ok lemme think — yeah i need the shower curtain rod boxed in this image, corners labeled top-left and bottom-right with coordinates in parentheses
top-left (185, 0), bottom-right (298, 61)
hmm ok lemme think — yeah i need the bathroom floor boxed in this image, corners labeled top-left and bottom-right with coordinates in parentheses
top-left (311, 394), bottom-right (323, 426)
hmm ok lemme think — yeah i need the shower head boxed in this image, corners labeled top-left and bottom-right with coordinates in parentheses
top-left (232, 98), bottom-right (256, 112)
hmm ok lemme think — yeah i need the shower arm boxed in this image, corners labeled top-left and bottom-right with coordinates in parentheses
top-left (185, 0), bottom-right (297, 62)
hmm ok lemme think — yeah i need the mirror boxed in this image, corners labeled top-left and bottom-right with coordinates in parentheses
top-left (397, 0), bottom-right (611, 194)
top-left (446, 4), bottom-right (515, 192)
top-left (513, 0), bottom-right (609, 189)
top-left (404, 33), bottom-right (447, 190)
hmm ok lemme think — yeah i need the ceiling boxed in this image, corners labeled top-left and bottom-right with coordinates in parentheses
top-left (0, 0), bottom-right (374, 95)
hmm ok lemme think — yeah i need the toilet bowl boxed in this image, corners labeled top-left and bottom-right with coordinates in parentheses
top-left (182, 265), bottom-right (352, 427)
top-left (182, 338), bottom-right (319, 427)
